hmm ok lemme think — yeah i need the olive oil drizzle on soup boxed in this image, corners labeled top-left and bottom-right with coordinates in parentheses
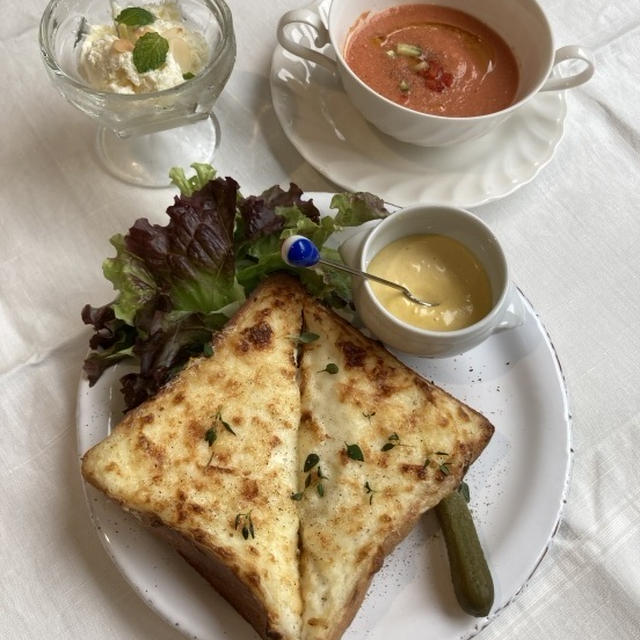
top-left (344, 4), bottom-right (519, 117)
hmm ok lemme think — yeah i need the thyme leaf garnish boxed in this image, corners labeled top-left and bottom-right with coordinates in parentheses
top-left (292, 453), bottom-right (328, 500)
top-left (381, 432), bottom-right (410, 451)
top-left (289, 332), bottom-right (320, 344)
top-left (215, 409), bottom-right (236, 435)
top-left (422, 451), bottom-right (451, 473)
top-left (204, 427), bottom-right (217, 447)
top-left (203, 409), bottom-right (236, 466)
top-left (364, 480), bottom-right (377, 505)
top-left (303, 453), bottom-right (320, 472)
top-left (318, 363), bottom-right (339, 374)
top-left (204, 427), bottom-right (217, 466)
top-left (234, 512), bottom-right (255, 540)
top-left (345, 442), bottom-right (364, 462)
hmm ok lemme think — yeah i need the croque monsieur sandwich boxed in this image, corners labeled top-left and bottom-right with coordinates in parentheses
top-left (81, 274), bottom-right (494, 640)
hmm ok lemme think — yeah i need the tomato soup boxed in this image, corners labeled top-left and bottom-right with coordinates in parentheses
top-left (344, 4), bottom-right (519, 117)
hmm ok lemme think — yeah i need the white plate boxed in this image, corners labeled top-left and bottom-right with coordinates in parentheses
top-left (270, 0), bottom-right (567, 209)
top-left (77, 192), bottom-right (571, 640)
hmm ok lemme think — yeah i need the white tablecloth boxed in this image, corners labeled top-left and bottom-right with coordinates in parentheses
top-left (2, 1), bottom-right (639, 638)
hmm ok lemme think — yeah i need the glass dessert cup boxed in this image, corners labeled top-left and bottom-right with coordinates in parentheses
top-left (39, 0), bottom-right (236, 187)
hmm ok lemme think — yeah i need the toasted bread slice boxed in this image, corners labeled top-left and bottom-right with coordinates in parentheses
top-left (83, 275), bottom-right (494, 640)
top-left (296, 296), bottom-right (494, 640)
top-left (82, 275), bottom-right (307, 640)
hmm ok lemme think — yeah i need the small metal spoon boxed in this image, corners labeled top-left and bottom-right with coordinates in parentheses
top-left (281, 235), bottom-right (439, 308)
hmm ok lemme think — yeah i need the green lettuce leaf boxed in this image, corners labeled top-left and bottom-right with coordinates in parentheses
top-left (102, 234), bottom-right (157, 325)
top-left (119, 307), bottom-right (229, 408)
top-left (168, 162), bottom-right (217, 196)
top-left (82, 164), bottom-right (389, 412)
top-left (330, 191), bottom-right (389, 226)
top-left (125, 176), bottom-right (244, 313)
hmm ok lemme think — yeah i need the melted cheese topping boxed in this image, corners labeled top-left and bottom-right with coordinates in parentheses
top-left (367, 234), bottom-right (492, 331)
top-left (296, 296), bottom-right (494, 639)
top-left (83, 277), bottom-right (495, 640)
top-left (82, 277), bottom-right (305, 640)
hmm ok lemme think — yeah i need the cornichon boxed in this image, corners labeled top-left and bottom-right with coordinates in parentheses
top-left (435, 488), bottom-right (494, 617)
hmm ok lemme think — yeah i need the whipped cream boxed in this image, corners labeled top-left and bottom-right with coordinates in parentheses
top-left (79, 3), bottom-right (209, 94)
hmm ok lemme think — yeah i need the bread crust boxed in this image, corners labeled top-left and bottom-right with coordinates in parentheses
top-left (142, 511), bottom-right (280, 639)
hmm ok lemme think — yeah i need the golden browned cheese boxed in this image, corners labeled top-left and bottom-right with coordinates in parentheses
top-left (296, 296), bottom-right (494, 640)
top-left (81, 275), bottom-right (306, 640)
top-left (82, 275), bottom-right (494, 640)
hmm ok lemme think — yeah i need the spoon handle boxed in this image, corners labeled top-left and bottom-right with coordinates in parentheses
top-left (317, 257), bottom-right (408, 294)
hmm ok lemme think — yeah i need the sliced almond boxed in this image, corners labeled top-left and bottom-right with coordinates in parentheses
top-left (112, 38), bottom-right (134, 53)
top-left (163, 26), bottom-right (186, 39)
top-left (131, 26), bottom-right (152, 43)
top-left (169, 37), bottom-right (192, 72)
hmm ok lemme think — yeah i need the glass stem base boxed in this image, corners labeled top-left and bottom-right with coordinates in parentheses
top-left (96, 114), bottom-right (220, 188)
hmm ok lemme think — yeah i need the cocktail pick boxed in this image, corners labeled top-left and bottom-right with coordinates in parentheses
top-left (281, 235), bottom-right (439, 308)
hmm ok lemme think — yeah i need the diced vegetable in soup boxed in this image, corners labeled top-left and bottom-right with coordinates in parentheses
top-left (344, 4), bottom-right (519, 117)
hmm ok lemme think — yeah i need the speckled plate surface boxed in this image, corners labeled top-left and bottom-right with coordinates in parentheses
top-left (77, 193), bottom-right (571, 640)
top-left (270, 0), bottom-right (567, 208)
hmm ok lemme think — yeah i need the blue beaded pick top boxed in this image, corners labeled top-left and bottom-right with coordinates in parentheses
top-left (281, 235), bottom-right (320, 268)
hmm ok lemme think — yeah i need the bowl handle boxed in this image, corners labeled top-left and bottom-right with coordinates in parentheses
top-left (277, 8), bottom-right (338, 73)
top-left (493, 283), bottom-right (526, 333)
top-left (539, 45), bottom-right (595, 92)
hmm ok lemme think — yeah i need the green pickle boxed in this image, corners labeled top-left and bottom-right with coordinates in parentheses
top-left (435, 488), bottom-right (494, 617)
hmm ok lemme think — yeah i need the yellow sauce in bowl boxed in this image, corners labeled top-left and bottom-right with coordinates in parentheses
top-left (367, 234), bottom-right (492, 331)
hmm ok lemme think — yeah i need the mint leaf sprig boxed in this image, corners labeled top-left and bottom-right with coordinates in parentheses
top-left (133, 31), bottom-right (169, 73)
top-left (115, 7), bottom-right (156, 27)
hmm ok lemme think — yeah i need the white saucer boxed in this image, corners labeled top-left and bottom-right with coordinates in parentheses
top-left (270, 0), bottom-right (567, 208)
